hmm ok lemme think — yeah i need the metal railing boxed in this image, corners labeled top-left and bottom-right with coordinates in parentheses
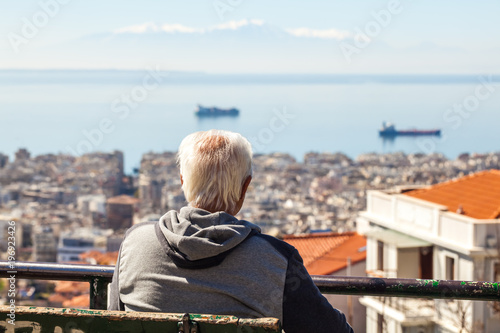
top-left (1, 261), bottom-right (499, 310)
top-left (0, 261), bottom-right (112, 309)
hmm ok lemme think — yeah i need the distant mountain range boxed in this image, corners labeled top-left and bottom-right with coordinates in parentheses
top-left (49, 20), bottom-right (343, 73)
top-left (4, 19), bottom-right (500, 73)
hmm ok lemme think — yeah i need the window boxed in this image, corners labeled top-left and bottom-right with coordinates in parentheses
top-left (377, 241), bottom-right (384, 271)
top-left (494, 262), bottom-right (500, 281)
top-left (419, 246), bottom-right (433, 279)
top-left (377, 313), bottom-right (384, 333)
top-left (445, 256), bottom-right (455, 280)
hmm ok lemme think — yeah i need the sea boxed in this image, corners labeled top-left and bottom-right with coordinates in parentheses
top-left (1, 70), bottom-right (500, 173)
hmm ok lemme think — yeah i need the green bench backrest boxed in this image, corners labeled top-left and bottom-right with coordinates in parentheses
top-left (0, 306), bottom-right (281, 333)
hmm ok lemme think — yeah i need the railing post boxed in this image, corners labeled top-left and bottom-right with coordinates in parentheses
top-left (89, 277), bottom-right (108, 310)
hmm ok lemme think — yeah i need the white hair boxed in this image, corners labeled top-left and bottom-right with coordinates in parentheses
top-left (177, 130), bottom-right (253, 213)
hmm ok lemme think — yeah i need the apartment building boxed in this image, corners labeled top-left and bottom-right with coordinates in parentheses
top-left (357, 170), bottom-right (500, 333)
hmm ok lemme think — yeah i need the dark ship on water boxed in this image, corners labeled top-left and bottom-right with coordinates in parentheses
top-left (195, 105), bottom-right (239, 117)
top-left (379, 122), bottom-right (441, 137)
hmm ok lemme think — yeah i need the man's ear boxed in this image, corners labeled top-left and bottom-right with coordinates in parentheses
top-left (240, 175), bottom-right (252, 200)
top-left (180, 174), bottom-right (183, 185)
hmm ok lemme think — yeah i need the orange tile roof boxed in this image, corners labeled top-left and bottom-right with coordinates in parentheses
top-left (63, 294), bottom-right (89, 308)
top-left (107, 195), bottom-right (140, 205)
top-left (80, 250), bottom-right (119, 265)
top-left (48, 293), bottom-right (68, 304)
top-left (55, 281), bottom-right (89, 294)
top-left (404, 170), bottom-right (500, 219)
top-left (283, 232), bottom-right (366, 275)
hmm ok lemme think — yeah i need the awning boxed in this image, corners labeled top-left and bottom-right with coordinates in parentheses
top-left (364, 229), bottom-right (431, 248)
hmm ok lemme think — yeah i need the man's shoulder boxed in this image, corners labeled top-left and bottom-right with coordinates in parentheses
top-left (123, 221), bottom-right (157, 240)
top-left (119, 221), bottom-right (164, 265)
top-left (243, 232), bottom-right (297, 261)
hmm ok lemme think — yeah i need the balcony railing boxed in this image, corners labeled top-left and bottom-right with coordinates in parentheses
top-left (1, 261), bottom-right (499, 310)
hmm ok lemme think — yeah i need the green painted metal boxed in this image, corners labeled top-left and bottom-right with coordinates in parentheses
top-left (313, 276), bottom-right (500, 301)
top-left (0, 306), bottom-right (282, 333)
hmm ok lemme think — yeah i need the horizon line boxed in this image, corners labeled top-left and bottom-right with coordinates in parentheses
top-left (1, 69), bottom-right (499, 77)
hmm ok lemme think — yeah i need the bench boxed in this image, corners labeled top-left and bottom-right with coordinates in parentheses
top-left (0, 306), bottom-right (281, 333)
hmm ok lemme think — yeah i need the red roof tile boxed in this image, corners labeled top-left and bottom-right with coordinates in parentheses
top-left (54, 281), bottom-right (89, 294)
top-left (80, 250), bottom-right (119, 265)
top-left (284, 232), bottom-right (366, 275)
top-left (107, 195), bottom-right (140, 205)
top-left (48, 293), bottom-right (68, 304)
top-left (404, 170), bottom-right (500, 219)
top-left (63, 294), bottom-right (89, 308)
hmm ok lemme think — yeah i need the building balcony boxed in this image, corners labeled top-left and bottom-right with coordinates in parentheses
top-left (358, 190), bottom-right (500, 255)
top-left (360, 296), bottom-right (435, 325)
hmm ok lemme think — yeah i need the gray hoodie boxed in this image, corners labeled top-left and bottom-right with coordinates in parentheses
top-left (109, 207), bottom-right (353, 333)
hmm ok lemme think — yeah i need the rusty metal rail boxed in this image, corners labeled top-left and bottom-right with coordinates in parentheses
top-left (1, 261), bottom-right (499, 310)
top-left (313, 275), bottom-right (500, 301)
top-left (0, 261), bottom-right (112, 309)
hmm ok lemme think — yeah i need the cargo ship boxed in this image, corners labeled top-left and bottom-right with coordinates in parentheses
top-left (195, 105), bottom-right (239, 117)
top-left (379, 122), bottom-right (441, 136)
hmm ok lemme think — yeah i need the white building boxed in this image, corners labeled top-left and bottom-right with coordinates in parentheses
top-left (33, 225), bottom-right (58, 262)
top-left (0, 186), bottom-right (10, 207)
top-left (57, 228), bottom-right (110, 263)
top-left (357, 170), bottom-right (500, 333)
top-left (77, 194), bottom-right (106, 216)
top-left (0, 218), bottom-right (22, 252)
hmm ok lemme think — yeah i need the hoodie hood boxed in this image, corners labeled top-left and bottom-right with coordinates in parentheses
top-left (156, 207), bottom-right (261, 268)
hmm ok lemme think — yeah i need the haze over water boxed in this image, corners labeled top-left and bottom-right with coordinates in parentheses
top-left (2, 71), bottom-right (500, 172)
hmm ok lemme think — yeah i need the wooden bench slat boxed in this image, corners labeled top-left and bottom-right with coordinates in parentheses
top-left (0, 306), bottom-right (281, 333)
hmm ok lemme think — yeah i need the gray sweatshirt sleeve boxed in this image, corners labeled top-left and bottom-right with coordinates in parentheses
top-left (256, 234), bottom-right (353, 332)
top-left (282, 248), bottom-right (354, 332)
top-left (107, 245), bottom-right (124, 311)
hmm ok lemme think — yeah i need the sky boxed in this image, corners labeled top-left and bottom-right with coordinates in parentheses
top-left (1, 0), bottom-right (500, 73)
top-left (1, 0), bottom-right (500, 166)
